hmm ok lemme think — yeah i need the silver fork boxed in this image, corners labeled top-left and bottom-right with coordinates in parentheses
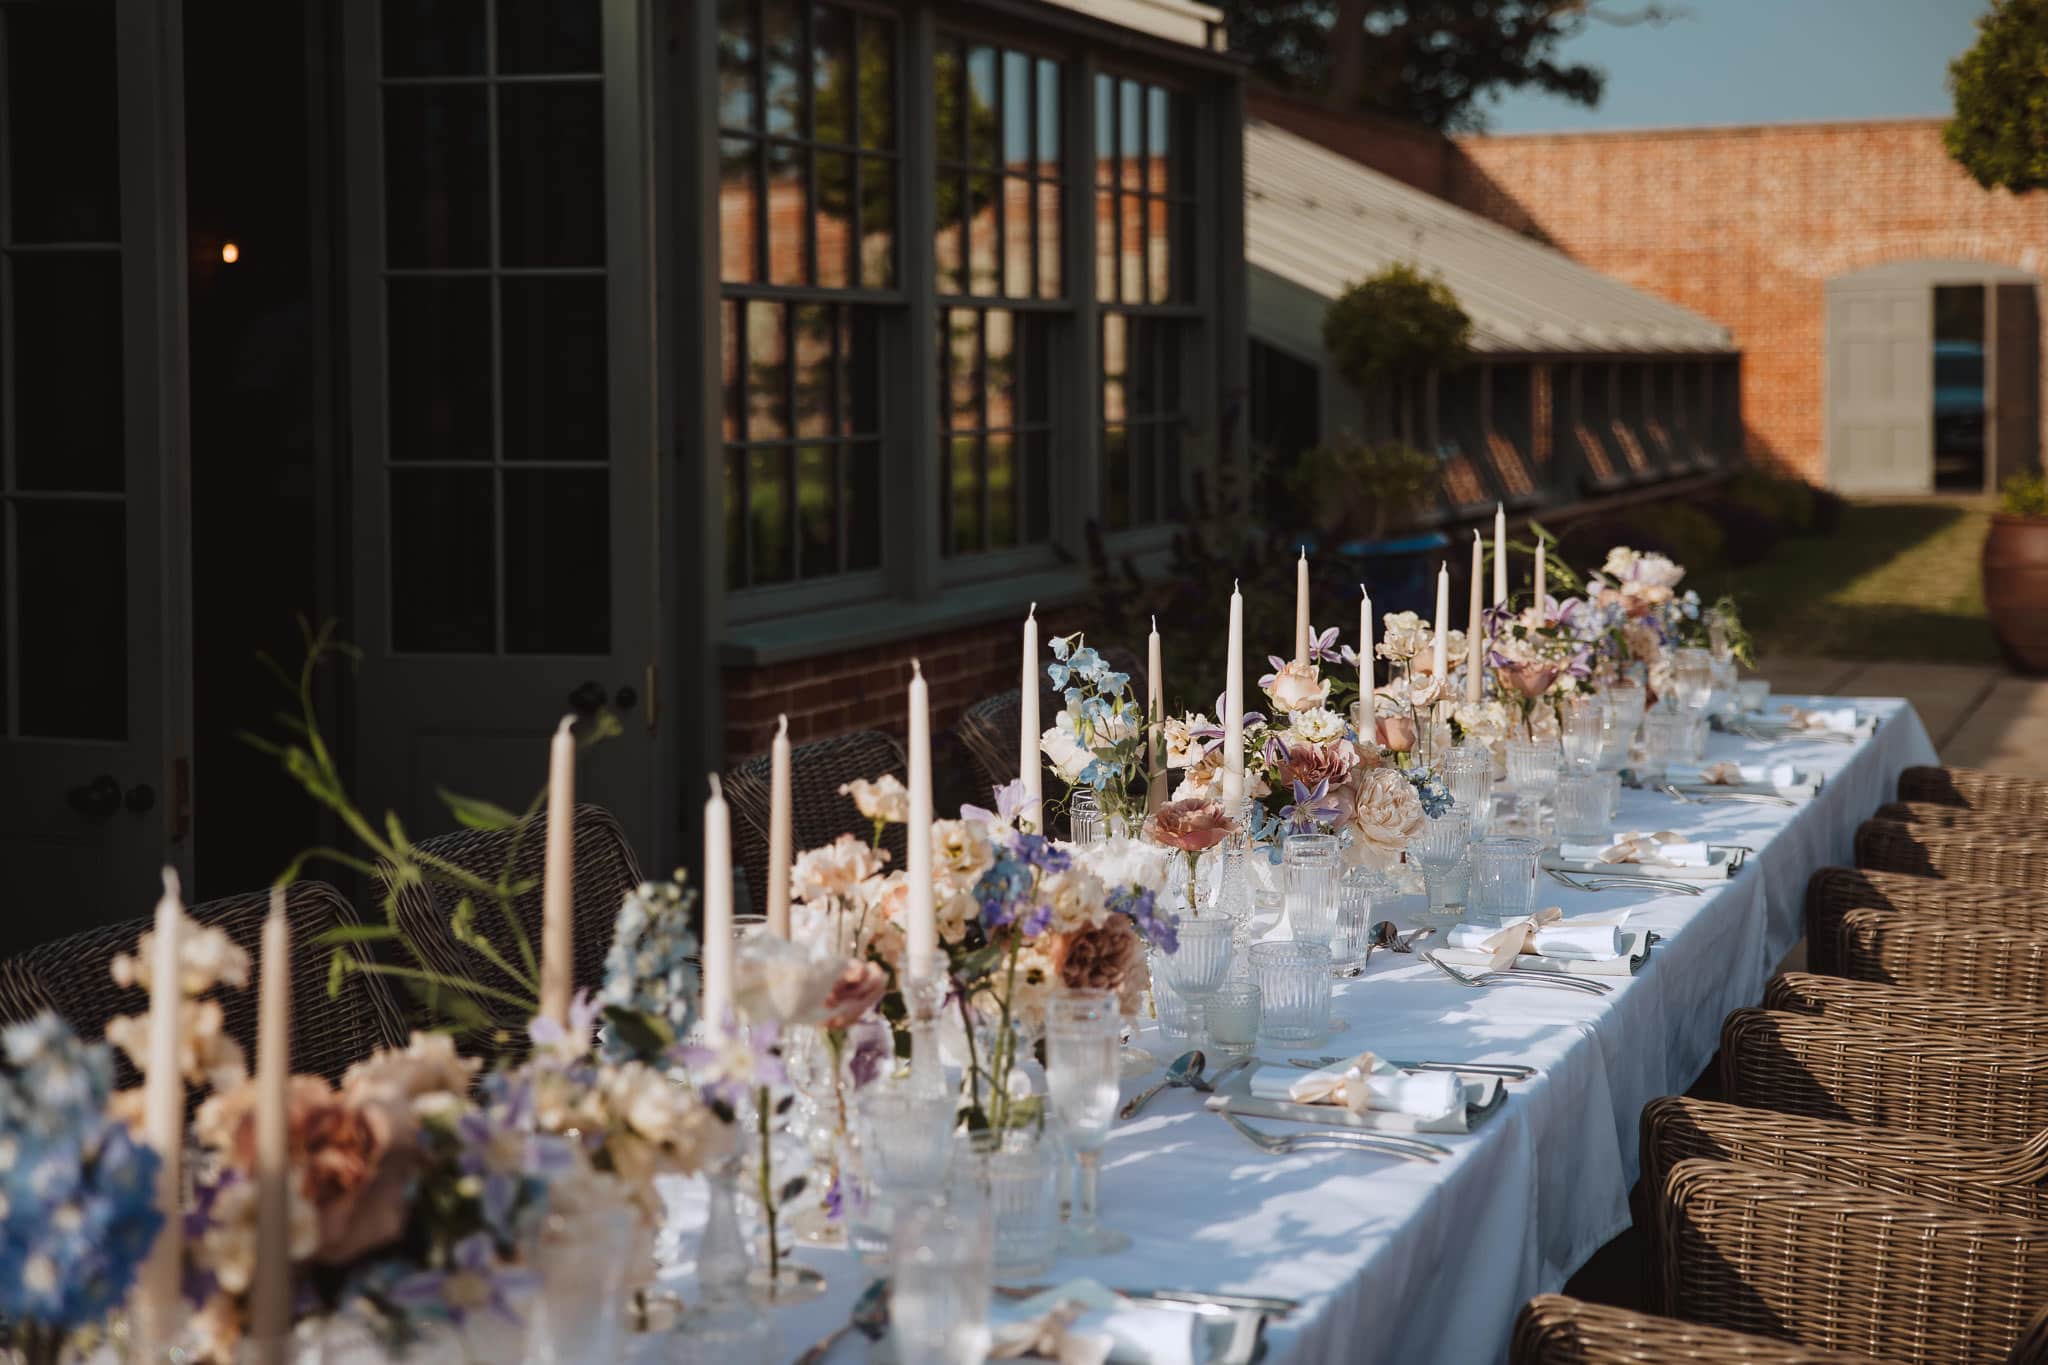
top-left (1732, 721), bottom-right (1855, 746)
top-left (1660, 783), bottom-right (1797, 808)
top-left (1547, 867), bottom-right (1703, 896)
top-left (1421, 950), bottom-right (1613, 995)
top-left (1210, 1104), bottom-right (1448, 1163)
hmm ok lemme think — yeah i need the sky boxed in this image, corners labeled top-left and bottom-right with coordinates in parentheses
top-left (1482, 0), bottom-right (1990, 133)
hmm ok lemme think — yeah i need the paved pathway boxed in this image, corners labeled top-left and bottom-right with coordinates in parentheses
top-left (1754, 655), bottom-right (2047, 776)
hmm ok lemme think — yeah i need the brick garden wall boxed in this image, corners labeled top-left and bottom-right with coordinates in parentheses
top-left (1442, 118), bottom-right (2048, 482)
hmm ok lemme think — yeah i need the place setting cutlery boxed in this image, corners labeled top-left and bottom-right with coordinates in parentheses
top-left (1210, 1102), bottom-right (1449, 1163)
top-left (1286, 1055), bottom-right (1537, 1081)
top-left (1362, 919), bottom-right (1436, 962)
top-left (1420, 949), bottom-right (1613, 995)
top-left (1119, 1049), bottom-right (1254, 1121)
top-left (1547, 866), bottom-right (1703, 896)
top-left (1660, 781), bottom-right (1797, 808)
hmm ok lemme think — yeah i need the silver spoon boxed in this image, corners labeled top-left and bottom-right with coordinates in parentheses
top-left (1119, 1049), bottom-right (1205, 1120)
top-left (1365, 921), bottom-right (1435, 963)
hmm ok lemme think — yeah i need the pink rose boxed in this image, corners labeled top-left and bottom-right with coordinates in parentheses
top-left (1264, 661), bottom-right (1330, 714)
top-left (1142, 798), bottom-right (1237, 854)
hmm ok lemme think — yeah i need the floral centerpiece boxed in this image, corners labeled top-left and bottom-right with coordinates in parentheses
top-left (1037, 635), bottom-right (1147, 833)
top-left (0, 1015), bottom-right (165, 1365)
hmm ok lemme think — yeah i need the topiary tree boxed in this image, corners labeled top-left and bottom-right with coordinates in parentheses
top-left (1945, 0), bottom-right (2048, 193)
top-left (1321, 262), bottom-right (1472, 443)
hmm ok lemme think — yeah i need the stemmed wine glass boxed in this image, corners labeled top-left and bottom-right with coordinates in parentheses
top-left (1046, 990), bottom-right (1130, 1255)
top-left (1157, 917), bottom-right (1233, 1048)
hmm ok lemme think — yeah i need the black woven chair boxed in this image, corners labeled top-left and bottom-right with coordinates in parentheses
top-left (725, 729), bottom-right (907, 917)
top-left (386, 802), bottom-right (644, 1054)
top-left (956, 643), bottom-right (1150, 806)
top-left (0, 880), bottom-right (409, 1086)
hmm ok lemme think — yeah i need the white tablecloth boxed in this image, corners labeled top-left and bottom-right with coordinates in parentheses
top-left (657, 697), bottom-right (1938, 1364)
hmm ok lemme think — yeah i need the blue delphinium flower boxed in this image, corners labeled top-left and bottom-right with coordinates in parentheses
top-left (1409, 771), bottom-right (1454, 820)
top-left (597, 877), bottom-right (700, 1063)
top-left (460, 1076), bottom-right (579, 1238)
top-left (1108, 884), bottom-right (1177, 954)
top-left (0, 1013), bottom-right (164, 1335)
top-left (385, 1232), bottom-right (540, 1328)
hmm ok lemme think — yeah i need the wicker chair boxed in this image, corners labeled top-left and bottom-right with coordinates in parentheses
top-left (1511, 1294), bottom-right (1881, 1364)
top-left (724, 729), bottom-right (906, 918)
top-left (1899, 765), bottom-right (2048, 820)
top-left (958, 690), bottom-right (1026, 798)
top-left (388, 803), bottom-right (643, 1049)
top-left (1762, 971), bottom-right (2048, 1048)
top-left (1871, 801), bottom-right (2047, 837)
top-left (1855, 819), bottom-right (2048, 887)
top-left (1641, 1095), bottom-right (2048, 1224)
top-left (1805, 867), bottom-right (2048, 977)
top-left (1658, 1158), bottom-right (2048, 1364)
top-left (1830, 910), bottom-right (2048, 1007)
top-left (1719, 1008), bottom-right (2048, 1143)
top-left (0, 881), bottom-right (409, 1085)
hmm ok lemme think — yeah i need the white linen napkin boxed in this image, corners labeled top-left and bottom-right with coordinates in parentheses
top-left (1778, 705), bottom-right (1861, 733)
top-left (989, 1279), bottom-right (1208, 1365)
top-left (1668, 761), bottom-right (1795, 787)
top-left (1447, 919), bottom-right (1627, 961)
top-left (1249, 1053), bottom-right (1460, 1118)
top-left (1560, 831), bottom-right (1711, 867)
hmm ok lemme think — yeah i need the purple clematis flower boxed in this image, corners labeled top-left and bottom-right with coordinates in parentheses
top-left (387, 1233), bottom-right (540, 1328)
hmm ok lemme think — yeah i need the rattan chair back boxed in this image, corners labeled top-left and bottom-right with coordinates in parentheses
top-left (1833, 910), bottom-right (2048, 1007)
top-left (724, 729), bottom-right (907, 917)
top-left (958, 689), bottom-right (1025, 797)
top-left (1763, 971), bottom-right (2048, 1048)
top-left (1511, 1293), bottom-right (1880, 1364)
top-left (1805, 867), bottom-right (2048, 977)
top-left (1899, 765), bottom-right (2048, 820)
top-left (1659, 1157), bottom-right (2048, 1364)
top-left (1872, 801), bottom-right (2046, 837)
top-left (0, 880), bottom-right (409, 1086)
top-left (1855, 819), bottom-right (2048, 887)
top-left (1720, 1007), bottom-right (2048, 1144)
top-left (388, 803), bottom-right (643, 1050)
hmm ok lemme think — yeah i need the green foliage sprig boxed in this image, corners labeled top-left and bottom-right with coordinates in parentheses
top-left (2002, 472), bottom-right (2048, 519)
top-left (244, 619), bottom-right (621, 1039)
top-left (1287, 432), bottom-right (1441, 541)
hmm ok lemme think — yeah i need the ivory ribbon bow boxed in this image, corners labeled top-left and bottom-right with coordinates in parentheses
top-left (1596, 830), bottom-right (1692, 865)
top-left (1698, 760), bottom-right (1745, 785)
top-left (1288, 1050), bottom-right (1392, 1113)
top-left (1479, 908), bottom-right (1563, 971)
top-left (990, 1301), bottom-right (1109, 1365)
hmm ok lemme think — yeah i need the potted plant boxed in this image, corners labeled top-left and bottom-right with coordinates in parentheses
top-left (1983, 472), bottom-right (2048, 673)
top-left (1288, 432), bottom-right (1441, 544)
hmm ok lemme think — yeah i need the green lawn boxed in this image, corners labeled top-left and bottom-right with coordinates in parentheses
top-left (1694, 496), bottom-right (1998, 664)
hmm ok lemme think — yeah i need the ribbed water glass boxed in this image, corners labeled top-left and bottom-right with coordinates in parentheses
top-left (1149, 947), bottom-right (1194, 1041)
top-left (960, 1131), bottom-right (1055, 1278)
top-left (1560, 696), bottom-right (1606, 776)
top-left (1250, 941), bottom-right (1333, 1042)
top-left (1643, 708), bottom-right (1693, 768)
top-left (1554, 774), bottom-right (1611, 843)
top-left (1504, 738), bottom-right (1560, 838)
top-left (1332, 864), bottom-right (1378, 966)
top-left (1469, 835), bottom-right (1542, 922)
top-left (1204, 982), bottom-right (1262, 1057)
top-left (1411, 810), bottom-right (1472, 921)
top-left (1068, 788), bottom-right (1104, 845)
top-left (1282, 833), bottom-right (1340, 947)
top-left (1737, 679), bottom-right (1770, 713)
top-left (1708, 655), bottom-right (1739, 717)
top-left (1443, 744), bottom-right (1494, 836)
top-left (1158, 917), bottom-right (1233, 1045)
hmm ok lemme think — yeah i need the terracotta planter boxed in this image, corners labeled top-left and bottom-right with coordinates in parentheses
top-left (1983, 513), bottom-right (2048, 674)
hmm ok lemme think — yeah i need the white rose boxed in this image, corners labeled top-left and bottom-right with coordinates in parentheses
top-left (1289, 706), bottom-right (1348, 744)
top-left (1264, 661), bottom-right (1330, 714)
top-left (839, 774), bottom-right (911, 824)
top-left (1041, 715), bottom-right (1095, 784)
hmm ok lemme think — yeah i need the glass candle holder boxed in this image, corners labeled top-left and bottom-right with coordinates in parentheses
top-left (1643, 708), bottom-right (1693, 769)
top-left (1554, 774), bottom-right (1612, 843)
top-left (1250, 941), bottom-right (1333, 1042)
top-left (1282, 832), bottom-right (1340, 947)
top-left (1442, 743), bottom-right (1494, 837)
top-left (1203, 982), bottom-right (1262, 1057)
top-left (1469, 835), bottom-right (1542, 922)
top-left (1560, 695), bottom-right (1607, 776)
top-left (1410, 809), bottom-right (1473, 922)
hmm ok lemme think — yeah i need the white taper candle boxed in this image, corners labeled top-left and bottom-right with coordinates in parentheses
top-left (1466, 531), bottom-right (1485, 704)
top-left (132, 869), bottom-right (186, 1360)
top-left (252, 888), bottom-right (291, 1362)
top-left (1432, 562), bottom-right (1450, 680)
top-left (1294, 549), bottom-right (1310, 664)
top-left (1223, 581), bottom-right (1245, 808)
top-left (1019, 605), bottom-right (1042, 832)
top-left (1493, 502), bottom-right (1508, 607)
top-left (539, 715), bottom-right (576, 1026)
top-left (701, 776), bottom-right (733, 1029)
top-left (766, 715), bottom-right (792, 938)
top-left (907, 660), bottom-right (936, 978)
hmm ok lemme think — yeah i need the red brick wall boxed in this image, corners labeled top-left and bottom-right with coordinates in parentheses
top-left (721, 610), bottom-right (1090, 763)
top-left (1442, 119), bottom-right (2048, 482)
top-left (1247, 87), bottom-right (1454, 196)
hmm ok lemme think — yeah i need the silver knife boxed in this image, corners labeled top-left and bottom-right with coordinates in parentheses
top-left (997, 1284), bottom-right (1300, 1316)
top-left (1205, 1055), bottom-right (1255, 1088)
top-left (1288, 1054), bottom-right (1536, 1080)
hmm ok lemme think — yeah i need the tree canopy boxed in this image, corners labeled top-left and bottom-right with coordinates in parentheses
top-left (1223, 0), bottom-right (1676, 132)
top-left (1944, 0), bottom-right (2048, 194)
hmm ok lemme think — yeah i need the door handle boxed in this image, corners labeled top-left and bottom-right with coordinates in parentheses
top-left (567, 680), bottom-right (607, 717)
top-left (613, 685), bottom-right (637, 711)
top-left (126, 783), bottom-right (157, 815)
top-left (67, 774), bottom-right (121, 821)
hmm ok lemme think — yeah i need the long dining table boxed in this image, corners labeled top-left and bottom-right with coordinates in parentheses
top-left (658, 695), bottom-right (1940, 1365)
